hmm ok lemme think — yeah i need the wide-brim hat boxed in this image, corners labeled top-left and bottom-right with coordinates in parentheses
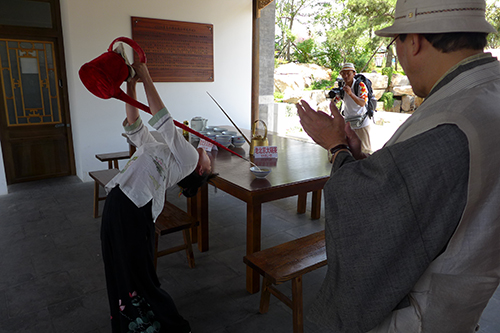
top-left (375, 0), bottom-right (497, 37)
top-left (340, 63), bottom-right (356, 73)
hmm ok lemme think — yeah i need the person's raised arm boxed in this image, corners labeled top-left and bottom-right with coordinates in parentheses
top-left (125, 75), bottom-right (140, 125)
top-left (132, 62), bottom-right (165, 116)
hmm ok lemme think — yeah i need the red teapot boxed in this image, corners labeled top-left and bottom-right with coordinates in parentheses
top-left (79, 36), bottom-right (151, 113)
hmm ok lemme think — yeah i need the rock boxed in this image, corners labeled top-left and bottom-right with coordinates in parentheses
top-left (392, 85), bottom-right (414, 96)
top-left (391, 74), bottom-right (410, 86)
top-left (390, 99), bottom-right (402, 112)
top-left (305, 90), bottom-right (328, 106)
top-left (415, 97), bottom-right (424, 108)
top-left (373, 89), bottom-right (385, 100)
top-left (282, 88), bottom-right (303, 104)
top-left (361, 73), bottom-right (388, 90)
top-left (401, 95), bottom-right (415, 111)
top-left (275, 74), bottom-right (304, 94)
top-left (275, 63), bottom-right (332, 93)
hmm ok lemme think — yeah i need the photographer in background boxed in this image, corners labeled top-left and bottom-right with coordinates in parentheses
top-left (332, 63), bottom-right (372, 154)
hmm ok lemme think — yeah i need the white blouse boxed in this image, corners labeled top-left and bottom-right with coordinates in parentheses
top-left (105, 107), bottom-right (199, 221)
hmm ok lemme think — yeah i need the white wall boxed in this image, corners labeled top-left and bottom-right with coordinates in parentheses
top-left (61, 0), bottom-right (253, 182)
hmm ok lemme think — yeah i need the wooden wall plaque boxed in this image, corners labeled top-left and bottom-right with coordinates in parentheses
top-left (131, 17), bottom-right (214, 82)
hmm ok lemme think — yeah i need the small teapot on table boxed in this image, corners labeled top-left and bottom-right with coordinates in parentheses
top-left (190, 116), bottom-right (208, 132)
top-left (250, 120), bottom-right (268, 155)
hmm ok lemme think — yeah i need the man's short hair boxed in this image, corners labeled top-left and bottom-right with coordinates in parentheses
top-left (398, 32), bottom-right (488, 53)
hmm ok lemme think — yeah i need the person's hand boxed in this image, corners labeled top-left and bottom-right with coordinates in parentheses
top-left (131, 62), bottom-right (151, 83)
top-left (296, 100), bottom-right (347, 151)
top-left (343, 85), bottom-right (353, 97)
top-left (329, 98), bottom-right (340, 115)
top-left (127, 71), bottom-right (140, 88)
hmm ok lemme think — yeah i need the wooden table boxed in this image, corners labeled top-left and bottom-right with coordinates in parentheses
top-left (188, 128), bottom-right (333, 294)
top-left (124, 127), bottom-right (333, 294)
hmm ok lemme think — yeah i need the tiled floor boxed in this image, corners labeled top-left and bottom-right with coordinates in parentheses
top-left (0, 176), bottom-right (499, 332)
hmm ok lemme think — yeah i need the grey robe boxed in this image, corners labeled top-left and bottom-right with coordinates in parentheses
top-left (309, 53), bottom-right (500, 332)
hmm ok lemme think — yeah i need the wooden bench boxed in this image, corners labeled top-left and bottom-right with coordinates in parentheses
top-left (95, 151), bottom-right (130, 169)
top-left (89, 169), bottom-right (119, 218)
top-left (154, 201), bottom-right (199, 269)
top-left (243, 231), bottom-right (327, 333)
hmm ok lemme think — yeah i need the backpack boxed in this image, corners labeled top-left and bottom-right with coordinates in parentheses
top-left (353, 74), bottom-right (377, 119)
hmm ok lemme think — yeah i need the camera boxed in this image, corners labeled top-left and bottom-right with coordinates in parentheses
top-left (327, 78), bottom-right (345, 99)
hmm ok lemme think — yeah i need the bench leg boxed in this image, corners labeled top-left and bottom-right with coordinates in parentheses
top-left (107, 161), bottom-right (113, 169)
top-left (154, 231), bottom-right (159, 270)
top-left (187, 197), bottom-right (198, 243)
top-left (292, 276), bottom-right (304, 333)
top-left (297, 193), bottom-right (307, 214)
top-left (113, 159), bottom-right (119, 169)
top-left (93, 181), bottom-right (100, 218)
top-left (182, 229), bottom-right (196, 268)
top-left (259, 278), bottom-right (272, 314)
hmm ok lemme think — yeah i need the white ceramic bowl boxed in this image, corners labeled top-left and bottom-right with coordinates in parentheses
top-left (232, 135), bottom-right (246, 147)
top-left (205, 125), bottom-right (217, 132)
top-left (213, 127), bottom-right (227, 133)
top-left (199, 131), bottom-right (216, 140)
top-left (250, 166), bottom-right (271, 178)
top-left (222, 130), bottom-right (237, 136)
top-left (215, 134), bottom-right (232, 147)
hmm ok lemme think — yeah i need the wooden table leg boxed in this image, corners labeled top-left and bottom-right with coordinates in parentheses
top-left (187, 196), bottom-right (198, 244)
top-left (311, 189), bottom-right (322, 220)
top-left (246, 200), bottom-right (262, 294)
top-left (297, 192), bottom-right (307, 214)
top-left (196, 183), bottom-right (209, 252)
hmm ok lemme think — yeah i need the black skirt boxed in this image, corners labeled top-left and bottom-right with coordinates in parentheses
top-left (100, 186), bottom-right (191, 333)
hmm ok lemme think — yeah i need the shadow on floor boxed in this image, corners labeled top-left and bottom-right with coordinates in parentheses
top-left (0, 176), bottom-right (498, 332)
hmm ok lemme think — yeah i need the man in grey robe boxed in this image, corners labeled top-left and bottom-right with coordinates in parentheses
top-left (296, 0), bottom-right (500, 332)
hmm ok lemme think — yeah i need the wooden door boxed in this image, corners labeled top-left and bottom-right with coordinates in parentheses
top-left (0, 0), bottom-right (75, 185)
top-left (0, 38), bottom-right (73, 184)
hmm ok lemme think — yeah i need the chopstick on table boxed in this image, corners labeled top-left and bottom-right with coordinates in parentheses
top-left (206, 91), bottom-right (251, 145)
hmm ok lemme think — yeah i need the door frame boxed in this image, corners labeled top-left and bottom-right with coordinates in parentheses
top-left (0, 0), bottom-right (75, 184)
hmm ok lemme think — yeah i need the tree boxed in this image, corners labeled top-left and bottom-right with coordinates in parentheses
top-left (276, 0), bottom-right (500, 73)
top-left (311, 0), bottom-right (397, 73)
top-left (275, 0), bottom-right (316, 62)
top-left (486, 1), bottom-right (500, 48)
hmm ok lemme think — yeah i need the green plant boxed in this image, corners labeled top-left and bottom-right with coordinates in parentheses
top-left (307, 79), bottom-right (335, 91)
top-left (294, 38), bottom-right (316, 63)
top-left (380, 92), bottom-right (394, 111)
top-left (381, 66), bottom-right (394, 87)
top-left (274, 91), bottom-right (284, 103)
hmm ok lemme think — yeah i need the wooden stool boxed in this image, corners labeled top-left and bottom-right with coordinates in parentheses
top-left (89, 169), bottom-right (119, 218)
top-left (95, 151), bottom-right (130, 169)
top-left (243, 231), bottom-right (327, 333)
top-left (154, 201), bottom-right (199, 269)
